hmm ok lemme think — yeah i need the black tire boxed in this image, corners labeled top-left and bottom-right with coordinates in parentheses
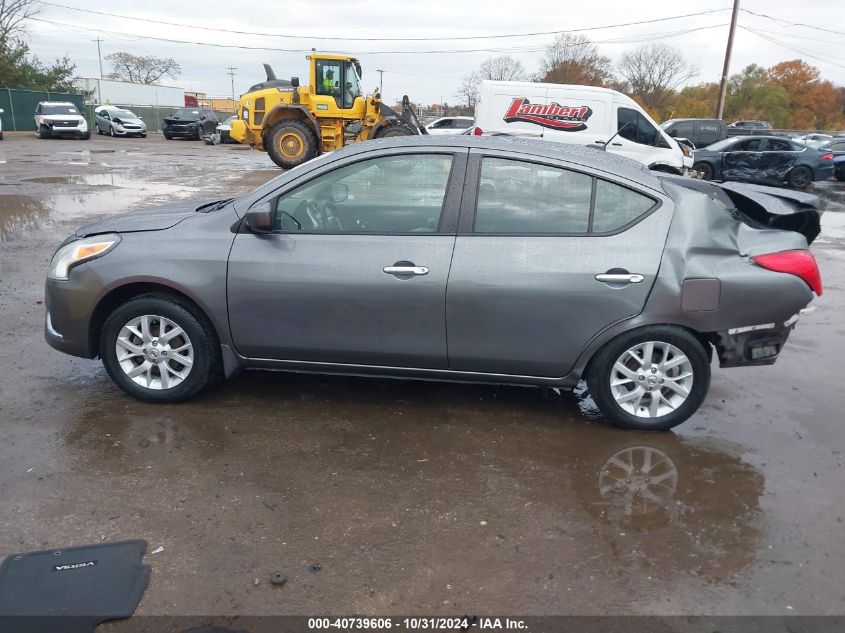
top-left (109, 125), bottom-right (115, 137)
top-left (100, 295), bottom-right (219, 402)
top-left (0, 131), bottom-right (3, 140)
top-left (585, 325), bottom-right (711, 431)
top-left (37, 124), bottom-right (49, 139)
top-left (81, 131), bottom-right (91, 140)
top-left (164, 132), bottom-right (173, 140)
top-left (265, 119), bottom-right (318, 169)
top-left (787, 166), bottom-right (812, 189)
top-left (693, 162), bottom-right (714, 180)
top-left (374, 122), bottom-right (415, 138)
top-left (140, 133), bottom-right (147, 138)
top-left (97, 125), bottom-right (103, 135)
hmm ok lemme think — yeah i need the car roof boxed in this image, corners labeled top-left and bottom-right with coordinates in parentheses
top-left (663, 118), bottom-right (722, 123)
top-left (331, 135), bottom-right (662, 188)
top-left (39, 101), bottom-right (76, 105)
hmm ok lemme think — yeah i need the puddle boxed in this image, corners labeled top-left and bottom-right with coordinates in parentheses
top-left (1, 178), bottom-right (198, 240)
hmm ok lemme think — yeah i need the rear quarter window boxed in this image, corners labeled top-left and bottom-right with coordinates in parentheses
top-left (592, 179), bottom-right (656, 233)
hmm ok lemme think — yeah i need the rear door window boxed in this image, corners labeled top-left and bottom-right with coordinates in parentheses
top-left (473, 157), bottom-right (657, 235)
top-left (764, 139), bottom-right (792, 152)
top-left (474, 158), bottom-right (591, 234)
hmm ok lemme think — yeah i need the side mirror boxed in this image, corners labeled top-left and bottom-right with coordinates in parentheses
top-left (245, 201), bottom-right (273, 232)
top-left (330, 182), bottom-right (348, 204)
top-left (291, 77), bottom-right (300, 87)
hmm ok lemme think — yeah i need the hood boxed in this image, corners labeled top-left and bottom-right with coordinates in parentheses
top-left (41, 114), bottom-right (84, 120)
top-left (74, 199), bottom-right (211, 237)
top-left (113, 116), bottom-right (144, 125)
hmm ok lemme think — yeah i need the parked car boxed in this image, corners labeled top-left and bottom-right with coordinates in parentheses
top-left (94, 106), bottom-right (147, 137)
top-left (728, 120), bottom-right (773, 133)
top-left (816, 138), bottom-right (845, 180)
top-left (692, 135), bottom-right (834, 188)
top-left (660, 118), bottom-right (727, 150)
top-left (34, 101), bottom-right (90, 139)
top-left (44, 136), bottom-right (821, 431)
top-left (217, 114), bottom-right (238, 143)
top-left (162, 108), bottom-right (218, 140)
top-left (473, 80), bottom-right (691, 174)
top-left (0, 107), bottom-right (4, 140)
top-left (425, 116), bottom-right (474, 135)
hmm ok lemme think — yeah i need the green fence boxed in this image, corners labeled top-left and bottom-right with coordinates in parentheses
top-left (0, 88), bottom-right (85, 131)
top-left (1, 89), bottom-right (232, 133)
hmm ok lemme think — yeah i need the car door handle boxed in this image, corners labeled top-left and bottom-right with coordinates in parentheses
top-left (383, 265), bottom-right (429, 276)
top-left (595, 273), bottom-right (644, 284)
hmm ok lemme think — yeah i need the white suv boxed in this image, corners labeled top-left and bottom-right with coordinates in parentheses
top-left (34, 101), bottom-right (90, 140)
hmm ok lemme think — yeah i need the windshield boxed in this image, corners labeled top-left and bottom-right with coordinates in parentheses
top-left (343, 61), bottom-right (362, 108)
top-left (701, 137), bottom-right (737, 151)
top-left (223, 115), bottom-right (237, 125)
top-left (43, 105), bottom-right (79, 115)
top-left (171, 108), bottom-right (201, 118)
top-left (111, 109), bottom-right (137, 118)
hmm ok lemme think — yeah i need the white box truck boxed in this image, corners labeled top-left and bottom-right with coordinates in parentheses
top-left (473, 80), bottom-right (691, 174)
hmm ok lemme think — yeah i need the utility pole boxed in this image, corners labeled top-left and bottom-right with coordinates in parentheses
top-left (376, 69), bottom-right (384, 96)
top-left (92, 38), bottom-right (104, 79)
top-left (226, 66), bottom-right (237, 112)
top-left (716, 0), bottom-right (740, 120)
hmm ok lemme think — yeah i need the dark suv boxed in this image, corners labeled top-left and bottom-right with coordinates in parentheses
top-left (163, 108), bottom-right (218, 140)
top-left (728, 120), bottom-right (773, 133)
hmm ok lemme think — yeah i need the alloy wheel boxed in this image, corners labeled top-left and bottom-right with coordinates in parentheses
top-left (115, 314), bottom-right (194, 390)
top-left (609, 341), bottom-right (694, 418)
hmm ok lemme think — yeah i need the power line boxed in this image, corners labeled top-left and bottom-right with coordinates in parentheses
top-left (29, 16), bottom-right (727, 55)
top-left (740, 26), bottom-right (845, 70)
top-left (36, 2), bottom-right (729, 41)
top-left (740, 8), bottom-right (845, 38)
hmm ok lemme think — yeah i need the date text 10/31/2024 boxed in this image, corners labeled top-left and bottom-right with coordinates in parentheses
top-left (307, 617), bottom-right (528, 630)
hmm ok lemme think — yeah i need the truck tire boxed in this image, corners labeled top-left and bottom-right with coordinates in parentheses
top-left (374, 122), bottom-right (415, 138)
top-left (266, 119), bottom-right (318, 169)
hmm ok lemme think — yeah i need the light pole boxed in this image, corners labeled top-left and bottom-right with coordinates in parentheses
top-left (92, 38), bottom-right (104, 79)
top-left (376, 69), bottom-right (384, 96)
top-left (226, 66), bottom-right (237, 112)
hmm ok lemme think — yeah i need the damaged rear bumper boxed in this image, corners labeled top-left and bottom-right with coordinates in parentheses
top-left (715, 307), bottom-right (815, 367)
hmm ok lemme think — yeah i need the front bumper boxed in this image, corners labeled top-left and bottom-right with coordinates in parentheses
top-left (715, 307), bottom-right (815, 367)
top-left (44, 264), bottom-right (104, 359)
top-left (165, 124), bottom-right (202, 137)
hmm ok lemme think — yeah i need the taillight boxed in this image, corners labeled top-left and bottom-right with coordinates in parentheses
top-left (821, 153), bottom-right (833, 160)
top-left (473, 126), bottom-right (482, 136)
top-left (751, 250), bottom-right (822, 296)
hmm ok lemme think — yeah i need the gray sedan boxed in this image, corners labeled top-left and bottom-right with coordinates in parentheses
top-left (44, 137), bottom-right (822, 430)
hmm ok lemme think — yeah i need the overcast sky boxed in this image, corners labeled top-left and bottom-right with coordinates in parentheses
top-left (24, 0), bottom-right (845, 106)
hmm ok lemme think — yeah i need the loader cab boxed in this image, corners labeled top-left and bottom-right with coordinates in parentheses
top-left (310, 55), bottom-right (364, 116)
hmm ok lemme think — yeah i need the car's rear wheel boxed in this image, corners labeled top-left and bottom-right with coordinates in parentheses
top-left (787, 166), bottom-right (812, 189)
top-left (100, 296), bottom-right (218, 402)
top-left (586, 326), bottom-right (711, 431)
top-left (693, 162), bottom-right (714, 180)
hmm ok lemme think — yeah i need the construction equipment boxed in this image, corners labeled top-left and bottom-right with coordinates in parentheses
top-left (229, 54), bottom-right (427, 168)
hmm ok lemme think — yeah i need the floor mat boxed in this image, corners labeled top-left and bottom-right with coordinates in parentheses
top-left (0, 539), bottom-right (151, 633)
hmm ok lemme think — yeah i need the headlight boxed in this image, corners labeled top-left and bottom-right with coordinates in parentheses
top-left (48, 234), bottom-right (121, 280)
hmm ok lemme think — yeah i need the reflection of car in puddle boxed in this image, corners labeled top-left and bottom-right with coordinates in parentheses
top-left (570, 428), bottom-right (764, 579)
top-left (597, 444), bottom-right (679, 521)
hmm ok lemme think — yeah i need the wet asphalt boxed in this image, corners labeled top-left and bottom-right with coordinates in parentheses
top-left (1, 135), bottom-right (844, 617)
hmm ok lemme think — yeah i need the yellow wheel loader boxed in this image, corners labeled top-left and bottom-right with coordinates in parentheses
top-left (229, 54), bottom-right (427, 169)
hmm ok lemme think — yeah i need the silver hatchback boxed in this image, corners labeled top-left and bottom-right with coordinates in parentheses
top-left (44, 137), bottom-right (822, 430)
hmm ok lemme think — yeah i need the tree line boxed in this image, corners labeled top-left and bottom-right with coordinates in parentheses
top-left (457, 34), bottom-right (845, 131)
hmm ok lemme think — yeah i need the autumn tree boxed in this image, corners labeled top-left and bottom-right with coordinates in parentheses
top-left (768, 59), bottom-right (844, 130)
top-left (617, 43), bottom-right (696, 119)
top-left (537, 34), bottom-right (613, 86)
top-left (105, 51), bottom-right (181, 84)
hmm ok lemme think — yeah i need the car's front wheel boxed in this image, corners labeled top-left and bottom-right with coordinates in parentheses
top-left (100, 295), bottom-right (218, 402)
top-left (586, 326), bottom-right (711, 431)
